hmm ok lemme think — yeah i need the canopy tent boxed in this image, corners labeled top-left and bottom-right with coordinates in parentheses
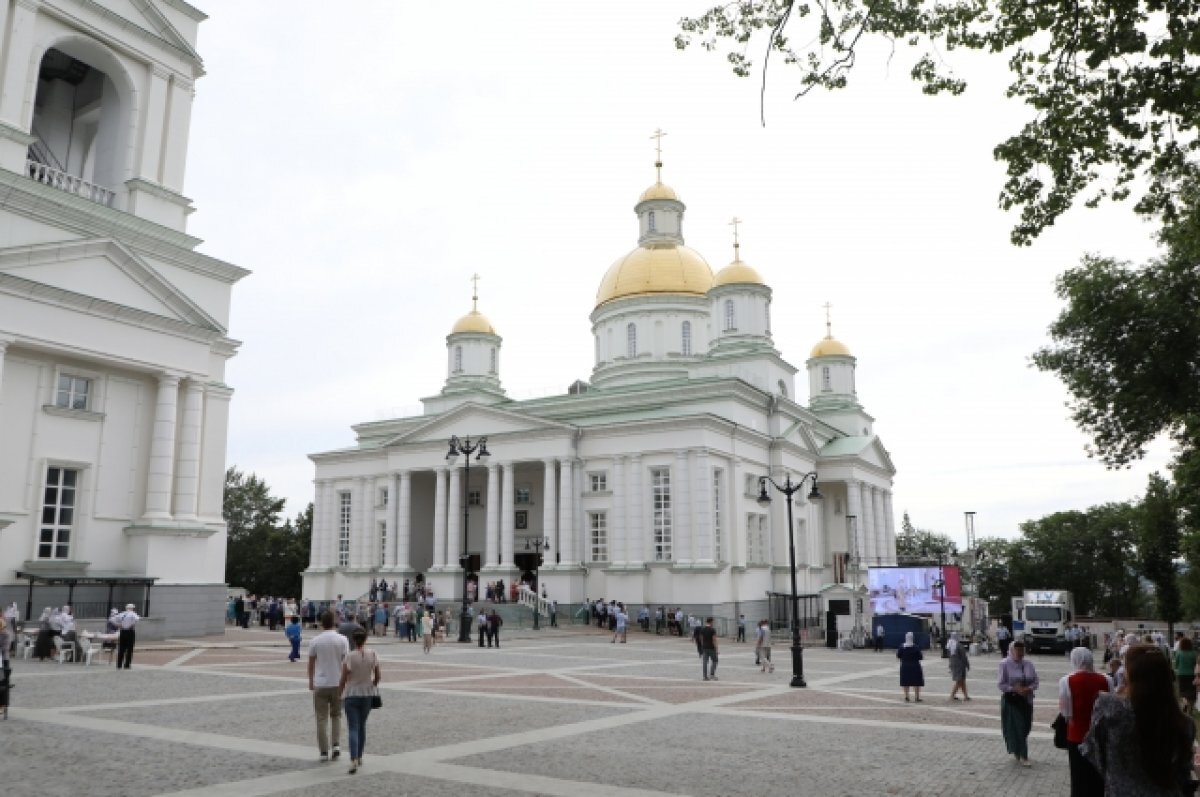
top-left (14, 571), bottom-right (156, 621)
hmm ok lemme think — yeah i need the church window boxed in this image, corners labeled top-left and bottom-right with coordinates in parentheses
top-left (338, 492), bottom-right (352, 567)
top-left (626, 323), bottom-right (637, 358)
top-left (515, 485), bottom-right (531, 505)
top-left (490, 348), bottom-right (497, 373)
top-left (589, 512), bottom-right (608, 562)
top-left (778, 380), bottom-right (788, 398)
top-left (454, 346), bottom-right (463, 373)
top-left (378, 487), bottom-right (388, 507)
top-left (468, 489), bottom-right (482, 506)
top-left (39, 467), bottom-right (77, 560)
top-left (651, 468), bottom-right (672, 561)
top-left (55, 374), bottom-right (91, 410)
top-left (589, 472), bottom-right (607, 492)
top-left (724, 299), bottom-right (736, 331)
top-left (648, 211), bottom-right (656, 232)
top-left (822, 366), bottom-right (831, 392)
top-left (681, 321), bottom-right (692, 355)
top-left (746, 513), bottom-right (769, 565)
top-left (713, 469), bottom-right (723, 562)
top-left (378, 521), bottom-right (387, 568)
top-left (765, 303), bottom-right (771, 334)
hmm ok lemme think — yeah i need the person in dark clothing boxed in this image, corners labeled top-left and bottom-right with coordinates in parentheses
top-left (693, 620), bottom-right (704, 658)
top-left (235, 596), bottom-right (246, 628)
top-left (700, 618), bottom-right (719, 680)
top-left (487, 611), bottom-right (503, 648)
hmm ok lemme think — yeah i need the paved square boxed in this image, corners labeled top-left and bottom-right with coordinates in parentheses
top-left (3, 628), bottom-right (1074, 796)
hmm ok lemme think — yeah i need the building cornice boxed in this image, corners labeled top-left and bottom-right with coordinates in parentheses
top-left (50, 0), bottom-right (204, 72)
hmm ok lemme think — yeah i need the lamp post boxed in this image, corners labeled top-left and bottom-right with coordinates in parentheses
top-left (847, 514), bottom-right (862, 647)
top-left (928, 549), bottom-right (948, 657)
top-left (446, 434), bottom-right (489, 643)
top-left (525, 536), bottom-right (550, 630)
top-left (757, 471), bottom-right (823, 688)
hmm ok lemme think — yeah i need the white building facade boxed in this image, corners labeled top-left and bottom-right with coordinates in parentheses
top-left (0, 0), bottom-right (244, 637)
top-left (304, 163), bottom-right (896, 623)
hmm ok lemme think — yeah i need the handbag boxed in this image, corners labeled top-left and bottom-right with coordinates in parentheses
top-left (1051, 713), bottom-right (1069, 749)
top-left (371, 693), bottom-right (382, 709)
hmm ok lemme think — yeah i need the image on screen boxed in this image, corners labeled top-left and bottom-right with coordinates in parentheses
top-left (867, 566), bottom-right (962, 616)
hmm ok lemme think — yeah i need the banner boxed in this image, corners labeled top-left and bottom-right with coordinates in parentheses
top-left (867, 565), bottom-right (962, 616)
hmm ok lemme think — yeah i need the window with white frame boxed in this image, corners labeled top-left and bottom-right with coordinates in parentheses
top-left (454, 346), bottom-right (463, 373)
top-left (589, 472), bottom-right (607, 492)
top-left (379, 487), bottom-right (388, 507)
top-left (651, 467), bottom-right (672, 561)
top-left (681, 321), bottom-right (692, 355)
top-left (746, 513), bottom-right (769, 565)
top-left (724, 299), bottom-right (735, 331)
top-left (338, 492), bottom-right (352, 567)
top-left (378, 520), bottom-right (387, 567)
top-left (713, 469), bottom-right (723, 562)
top-left (468, 489), bottom-right (482, 506)
top-left (626, 323), bottom-right (637, 358)
top-left (515, 485), bottom-right (531, 505)
top-left (589, 511), bottom-right (608, 562)
top-left (55, 374), bottom-right (91, 410)
top-left (822, 365), bottom-right (831, 391)
top-left (39, 466), bottom-right (77, 559)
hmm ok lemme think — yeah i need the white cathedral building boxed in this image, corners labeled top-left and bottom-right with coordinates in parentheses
top-left (304, 156), bottom-right (898, 622)
top-left (0, 1), bottom-right (242, 637)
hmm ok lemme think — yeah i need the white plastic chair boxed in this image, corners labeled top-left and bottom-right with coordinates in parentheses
top-left (79, 636), bottom-right (99, 666)
top-left (52, 636), bottom-right (74, 664)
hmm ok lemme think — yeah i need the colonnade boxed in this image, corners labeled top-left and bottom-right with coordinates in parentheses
top-left (846, 480), bottom-right (896, 566)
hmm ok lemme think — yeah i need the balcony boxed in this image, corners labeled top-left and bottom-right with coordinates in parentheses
top-left (26, 159), bottom-right (115, 208)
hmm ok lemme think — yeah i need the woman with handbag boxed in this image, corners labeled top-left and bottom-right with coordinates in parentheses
top-left (998, 640), bottom-right (1040, 767)
top-left (339, 628), bottom-right (381, 775)
top-left (1059, 646), bottom-right (1109, 795)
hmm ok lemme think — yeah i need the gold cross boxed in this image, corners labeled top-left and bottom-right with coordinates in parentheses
top-left (729, 217), bottom-right (742, 260)
top-left (823, 301), bottom-right (833, 337)
top-left (650, 128), bottom-right (667, 161)
top-left (471, 273), bottom-right (481, 311)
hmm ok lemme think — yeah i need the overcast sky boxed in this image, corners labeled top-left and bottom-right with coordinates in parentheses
top-left (185, 2), bottom-right (1171, 550)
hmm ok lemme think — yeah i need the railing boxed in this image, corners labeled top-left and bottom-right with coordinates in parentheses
top-left (26, 159), bottom-right (115, 207)
top-left (518, 585), bottom-right (550, 620)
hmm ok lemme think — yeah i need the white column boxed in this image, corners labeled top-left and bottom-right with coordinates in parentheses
top-left (500, 462), bottom-right (515, 567)
top-left (674, 450), bottom-right (690, 564)
top-left (160, 76), bottom-right (196, 191)
top-left (0, 1), bottom-right (38, 130)
top-left (873, 486), bottom-right (887, 567)
top-left (310, 479), bottom-right (327, 567)
top-left (883, 490), bottom-right (896, 565)
top-left (397, 471), bottom-right (412, 569)
top-left (387, 472), bottom-right (400, 567)
top-left (694, 450), bottom-right (713, 562)
top-left (485, 463), bottom-right (500, 567)
top-left (432, 468), bottom-right (447, 568)
top-left (557, 458), bottom-right (574, 565)
top-left (358, 477), bottom-right (373, 569)
top-left (846, 480), bottom-right (863, 572)
top-left (542, 458), bottom-right (557, 562)
top-left (142, 373), bottom-right (180, 521)
top-left (137, 67), bottom-right (172, 180)
top-left (628, 454), bottom-right (643, 564)
top-left (863, 486), bottom-right (878, 566)
top-left (611, 456), bottom-right (626, 565)
top-left (172, 379), bottom-right (204, 522)
top-left (447, 465), bottom-right (462, 568)
top-left (326, 481), bottom-right (340, 568)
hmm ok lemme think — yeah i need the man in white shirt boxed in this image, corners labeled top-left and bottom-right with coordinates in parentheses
top-left (308, 610), bottom-right (349, 762)
top-left (112, 604), bottom-right (140, 669)
top-left (58, 606), bottom-right (76, 635)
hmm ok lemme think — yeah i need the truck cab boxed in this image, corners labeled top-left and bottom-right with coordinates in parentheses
top-left (1014, 590), bottom-right (1075, 654)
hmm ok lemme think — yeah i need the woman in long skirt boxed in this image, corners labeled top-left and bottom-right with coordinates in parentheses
top-left (998, 640), bottom-right (1039, 766)
top-left (947, 632), bottom-right (971, 700)
top-left (897, 631), bottom-right (925, 702)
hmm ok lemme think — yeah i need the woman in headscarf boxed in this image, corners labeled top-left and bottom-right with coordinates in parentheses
top-left (33, 607), bottom-right (54, 661)
top-left (1059, 646), bottom-right (1108, 795)
top-left (947, 632), bottom-right (971, 701)
top-left (896, 631), bottom-right (925, 702)
top-left (998, 640), bottom-right (1040, 766)
top-left (1083, 644), bottom-right (1194, 795)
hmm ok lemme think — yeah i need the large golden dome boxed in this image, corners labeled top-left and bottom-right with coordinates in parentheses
top-left (596, 244), bottom-right (714, 306)
top-left (639, 182), bottom-right (679, 202)
top-left (810, 336), bottom-right (851, 357)
top-left (712, 259), bottom-right (766, 288)
top-left (451, 310), bottom-right (495, 335)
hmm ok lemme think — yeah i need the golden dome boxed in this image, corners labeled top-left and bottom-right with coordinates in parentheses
top-left (712, 260), bottom-right (766, 288)
top-left (810, 336), bottom-right (851, 358)
top-left (639, 182), bottom-right (679, 202)
top-left (596, 244), bottom-right (714, 306)
top-left (451, 310), bottom-right (495, 335)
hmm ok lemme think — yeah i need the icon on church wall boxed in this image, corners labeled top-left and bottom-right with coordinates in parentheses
top-left (515, 510), bottom-right (528, 530)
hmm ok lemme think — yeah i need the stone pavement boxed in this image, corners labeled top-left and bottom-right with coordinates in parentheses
top-left (2, 627), bottom-right (1075, 796)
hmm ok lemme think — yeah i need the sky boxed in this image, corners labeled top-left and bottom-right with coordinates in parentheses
top-left (184, 2), bottom-right (1172, 550)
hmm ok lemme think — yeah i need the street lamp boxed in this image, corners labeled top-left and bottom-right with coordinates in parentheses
top-left (446, 434), bottom-right (489, 643)
top-left (847, 514), bottom-right (862, 646)
top-left (927, 549), bottom-right (948, 657)
top-left (757, 471), bottom-right (823, 688)
top-left (524, 536), bottom-right (551, 629)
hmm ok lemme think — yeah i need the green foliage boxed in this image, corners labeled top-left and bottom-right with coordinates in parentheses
top-left (895, 511), bottom-right (958, 560)
top-left (223, 467), bottom-right (310, 598)
top-left (1137, 473), bottom-right (1183, 630)
top-left (675, 0), bottom-right (1200, 244)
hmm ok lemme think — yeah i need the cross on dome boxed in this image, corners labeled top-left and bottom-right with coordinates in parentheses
top-left (729, 216), bottom-right (742, 261)
top-left (471, 273), bottom-right (481, 312)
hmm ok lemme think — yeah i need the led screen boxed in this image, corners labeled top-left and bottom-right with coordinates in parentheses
top-left (868, 566), bottom-right (962, 616)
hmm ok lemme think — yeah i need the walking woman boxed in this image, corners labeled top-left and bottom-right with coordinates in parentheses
top-left (755, 619), bottom-right (774, 673)
top-left (998, 640), bottom-right (1039, 766)
top-left (1083, 644), bottom-right (1195, 795)
top-left (947, 632), bottom-right (971, 701)
top-left (897, 631), bottom-right (925, 702)
top-left (338, 628), bottom-right (380, 775)
top-left (1059, 646), bottom-right (1109, 797)
top-left (420, 611), bottom-right (433, 654)
top-left (1175, 636), bottom-right (1197, 714)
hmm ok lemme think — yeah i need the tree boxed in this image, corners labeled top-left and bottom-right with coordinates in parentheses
top-left (972, 537), bottom-right (1029, 609)
top-left (675, 0), bottom-right (1200, 244)
top-left (224, 467), bottom-right (294, 597)
top-left (894, 512), bottom-right (957, 560)
top-left (1137, 473), bottom-right (1183, 634)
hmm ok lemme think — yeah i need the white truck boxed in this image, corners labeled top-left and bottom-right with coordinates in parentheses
top-left (1011, 590), bottom-right (1075, 653)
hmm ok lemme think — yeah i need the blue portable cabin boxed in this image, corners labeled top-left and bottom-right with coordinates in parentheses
top-left (875, 613), bottom-right (930, 650)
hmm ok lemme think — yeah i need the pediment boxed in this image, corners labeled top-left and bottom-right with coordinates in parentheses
top-left (91, 0), bottom-right (200, 59)
top-left (384, 402), bottom-right (576, 448)
top-left (819, 435), bottom-right (897, 475)
top-left (0, 239), bottom-right (222, 332)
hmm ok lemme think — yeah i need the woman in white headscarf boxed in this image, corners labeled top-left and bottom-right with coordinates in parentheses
top-left (1059, 646), bottom-right (1108, 796)
top-left (896, 631), bottom-right (925, 702)
top-left (947, 632), bottom-right (971, 700)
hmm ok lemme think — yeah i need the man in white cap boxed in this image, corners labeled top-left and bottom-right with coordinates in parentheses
top-left (112, 603), bottom-right (140, 669)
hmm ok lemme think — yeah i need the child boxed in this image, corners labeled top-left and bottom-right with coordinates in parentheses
top-left (285, 614), bottom-right (302, 662)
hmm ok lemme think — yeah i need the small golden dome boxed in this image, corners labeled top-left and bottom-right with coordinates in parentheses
top-left (639, 182), bottom-right (679, 202)
top-left (810, 336), bottom-right (851, 358)
top-left (596, 244), bottom-right (714, 306)
top-left (451, 310), bottom-right (495, 335)
top-left (712, 260), bottom-right (766, 288)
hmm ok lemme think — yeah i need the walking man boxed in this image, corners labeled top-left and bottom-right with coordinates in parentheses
top-left (700, 617), bottom-right (719, 681)
top-left (308, 610), bottom-right (349, 762)
top-left (736, 615), bottom-right (746, 643)
top-left (112, 603), bottom-right (140, 669)
top-left (477, 610), bottom-right (488, 647)
top-left (875, 623), bottom-right (885, 653)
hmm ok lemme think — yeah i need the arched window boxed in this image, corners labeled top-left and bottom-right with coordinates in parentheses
top-left (454, 345), bottom-right (463, 373)
top-left (765, 304), bottom-right (771, 334)
top-left (724, 299), bottom-right (736, 331)
top-left (777, 380), bottom-right (788, 398)
top-left (489, 347), bottom-right (497, 373)
top-left (822, 365), bottom-right (831, 391)
top-left (681, 321), bottom-right (692, 355)
top-left (626, 323), bottom-right (637, 358)
top-left (648, 211), bottom-right (656, 232)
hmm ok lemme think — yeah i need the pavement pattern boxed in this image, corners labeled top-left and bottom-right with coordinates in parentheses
top-left (2, 626), bottom-right (1075, 796)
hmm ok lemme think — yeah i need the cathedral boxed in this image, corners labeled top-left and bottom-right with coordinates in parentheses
top-left (304, 147), bottom-right (898, 623)
top-left (0, 1), bottom-right (242, 637)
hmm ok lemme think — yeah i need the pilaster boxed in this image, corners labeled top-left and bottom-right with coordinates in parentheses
top-left (142, 372), bottom-right (181, 521)
top-left (432, 467), bottom-right (447, 568)
top-left (557, 458), bottom-right (574, 565)
top-left (447, 465), bottom-right (461, 568)
top-left (542, 458), bottom-right (557, 561)
top-left (611, 456), bottom-right (626, 565)
top-left (172, 378), bottom-right (203, 521)
top-left (485, 462), bottom-right (500, 566)
top-left (397, 471), bottom-right (412, 569)
top-left (500, 461), bottom-right (515, 567)
top-left (674, 450), bottom-right (690, 564)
